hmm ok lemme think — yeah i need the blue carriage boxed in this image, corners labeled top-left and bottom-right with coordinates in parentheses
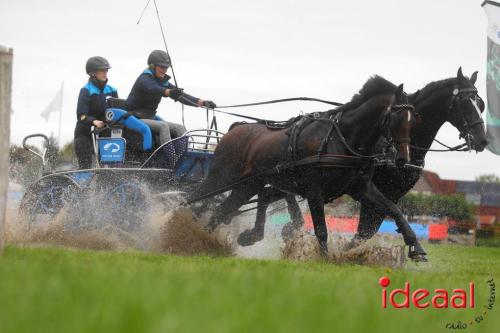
top-left (19, 105), bottom-right (224, 229)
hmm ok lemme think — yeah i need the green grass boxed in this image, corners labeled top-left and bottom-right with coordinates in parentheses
top-left (0, 244), bottom-right (499, 333)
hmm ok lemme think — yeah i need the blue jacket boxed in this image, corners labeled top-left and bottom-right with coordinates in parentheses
top-left (76, 80), bottom-right (118, 123)
top-left (126, 69), bottom-right (199, 111)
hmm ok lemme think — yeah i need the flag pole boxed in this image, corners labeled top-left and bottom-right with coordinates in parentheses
top-left (57, 81), bottom-right (64, 145)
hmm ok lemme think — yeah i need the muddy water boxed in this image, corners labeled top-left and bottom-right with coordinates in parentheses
top-left (5, 192), bottom-right (406, 267)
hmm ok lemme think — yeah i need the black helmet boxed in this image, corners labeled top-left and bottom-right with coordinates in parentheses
top-left (86, 56), bottom-right (111, 74)
top-left (147, 50), bottom-right (171, 68)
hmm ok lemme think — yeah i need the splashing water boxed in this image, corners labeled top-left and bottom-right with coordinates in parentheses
top-left (6, 189), bottom-right (231, 256)
top-left (5, 185), bottom-right (407, 267)
top-left (282, 229), bottom-right (407, 268)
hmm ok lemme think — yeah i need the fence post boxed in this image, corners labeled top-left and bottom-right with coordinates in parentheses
top-left (0, 45), bottom-right (13, 255)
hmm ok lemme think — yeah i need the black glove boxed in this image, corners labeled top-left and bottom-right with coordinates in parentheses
top-left (203, 100), bottom-right (217, 109)
top-left (168, 88), bottom-right (184, 101)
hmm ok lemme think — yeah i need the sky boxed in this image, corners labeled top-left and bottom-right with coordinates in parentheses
top-left (1, 0), bottom-right (499, 180)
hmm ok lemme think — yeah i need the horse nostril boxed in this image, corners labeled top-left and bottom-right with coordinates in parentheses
top-left (477, 139), bottom-right (489, 151)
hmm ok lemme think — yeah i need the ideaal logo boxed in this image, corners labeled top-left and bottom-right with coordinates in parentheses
top-left (378, 276), bottom-right (496, 329)
top-left (379, 276), bottom-right (474, 309)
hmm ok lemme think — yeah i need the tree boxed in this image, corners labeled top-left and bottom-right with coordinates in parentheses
top-left (399, 192), bottom-right (475, 222)
top-left (9, 144), bottom-right (43, 186)
top-left (475, 174), bottom-right (500, 183)
top-left (59, 141), bottom-right (76, 165)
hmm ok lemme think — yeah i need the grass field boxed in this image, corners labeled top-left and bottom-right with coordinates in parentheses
top-left (0, 244), bottom-right (498, 333)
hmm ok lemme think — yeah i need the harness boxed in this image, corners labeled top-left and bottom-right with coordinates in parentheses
top-left (188, 102), bottom-right (414, 204)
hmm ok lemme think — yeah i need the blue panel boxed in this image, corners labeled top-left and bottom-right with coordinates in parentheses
top-left (98, 138), bottom-right (126, 163)
top-left (174, 150), bottom-right (214, 181)
top-left (378, 220), bottom-right (429, 239)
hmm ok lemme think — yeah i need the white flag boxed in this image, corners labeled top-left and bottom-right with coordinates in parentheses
top-left (40, 84), bottom-right (63, 122)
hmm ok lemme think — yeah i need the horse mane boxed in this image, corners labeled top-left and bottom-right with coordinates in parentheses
top-left (226, 76), bottom-right (398, 132)
top-left (334, 75), bottom-right (397, 113)
top-left (411, 77), bottom-right (457, 103)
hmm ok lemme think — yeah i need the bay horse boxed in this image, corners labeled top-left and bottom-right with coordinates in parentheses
top-left (192, 76), bottom-right (425, 259)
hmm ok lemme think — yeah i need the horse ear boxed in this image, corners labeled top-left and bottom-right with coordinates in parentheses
top-left (470, 71), bottom-right (478, 85)
top-left (457, 67), bottom-right (464, 79)
top-left (395, 83), bottom-right (404, 97)
top-left (412, 89), bottom-right (421, 101)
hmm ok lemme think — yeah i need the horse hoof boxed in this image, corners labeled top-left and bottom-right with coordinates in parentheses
top-left (319, 242), bottom-right (329, 259)
top-left (408, 244), bottom-right (427, 262)
top-left (409, 253), bottom-right (428, 262)
top-left (237, 229), bottom-right (262, 247)
top-left (343, 238), bottom-right (364, 252)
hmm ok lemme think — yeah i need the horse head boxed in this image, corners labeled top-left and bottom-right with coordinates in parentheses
top-left (443, 67), bottom-right (488, 152)
top-left (382, 84), bottom-right (417, 167)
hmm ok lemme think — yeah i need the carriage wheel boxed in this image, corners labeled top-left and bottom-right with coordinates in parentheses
top-left (20, 181), bottom-right (78, 227)
top-left (101, 180), bottom-right (150, 230)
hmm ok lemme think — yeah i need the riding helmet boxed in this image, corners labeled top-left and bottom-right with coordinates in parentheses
top-left (147, 50), bottom-right (171, 68)
top-left (86, 56), bottom-right (111, 74)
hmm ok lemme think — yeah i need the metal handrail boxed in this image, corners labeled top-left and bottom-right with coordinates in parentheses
top-left (185, 129), bottom-right (225, 152)
top-left (22, 133), bottom-right (49, 170)
top-left (140, 128), bottom-right (225, 168)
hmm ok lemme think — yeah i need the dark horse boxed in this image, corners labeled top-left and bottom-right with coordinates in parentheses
top-left (276, 68), bottom-right (488, 254)
top-left (192, 76), bottom-right (426, 260)
top-left (349, 68), bottom-right (488, 247)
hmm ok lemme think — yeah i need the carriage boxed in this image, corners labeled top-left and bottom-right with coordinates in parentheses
top-left (19, 105), bottom-right (224, 230)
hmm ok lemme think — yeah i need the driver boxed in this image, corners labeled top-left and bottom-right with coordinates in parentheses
top-left (126, 50), bottom-right (216, 146)
top-left (74, 56), bottom-right (118, 169)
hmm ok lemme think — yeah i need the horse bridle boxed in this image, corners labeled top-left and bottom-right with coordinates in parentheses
top-left (381, 103), bottom-right (415, 146)
top-left (448, 87), bottom-right (485, 150)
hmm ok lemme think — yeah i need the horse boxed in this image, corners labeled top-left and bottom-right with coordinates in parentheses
top-left (191, 76), bottom-right (425, 260)
top-left (277, 67), bottom-right (488, 253)
top-left (348, 67), bottom-right (488, 247)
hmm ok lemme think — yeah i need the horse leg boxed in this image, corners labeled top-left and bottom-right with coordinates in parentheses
top-left (206, 184), bottom-right (261, 232)
top-left (345, 204), bottom-right (385, 250)
top-left (306, 191), bottom-right (329, 258)
top-left (237, 187), bottom-right (274, 246)
top-left (358, 182), bottom-right (427, 262)
top-left (238, 187), bottom-right (295, 246)
top-left (281, 195), bottom-right (304, 241)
